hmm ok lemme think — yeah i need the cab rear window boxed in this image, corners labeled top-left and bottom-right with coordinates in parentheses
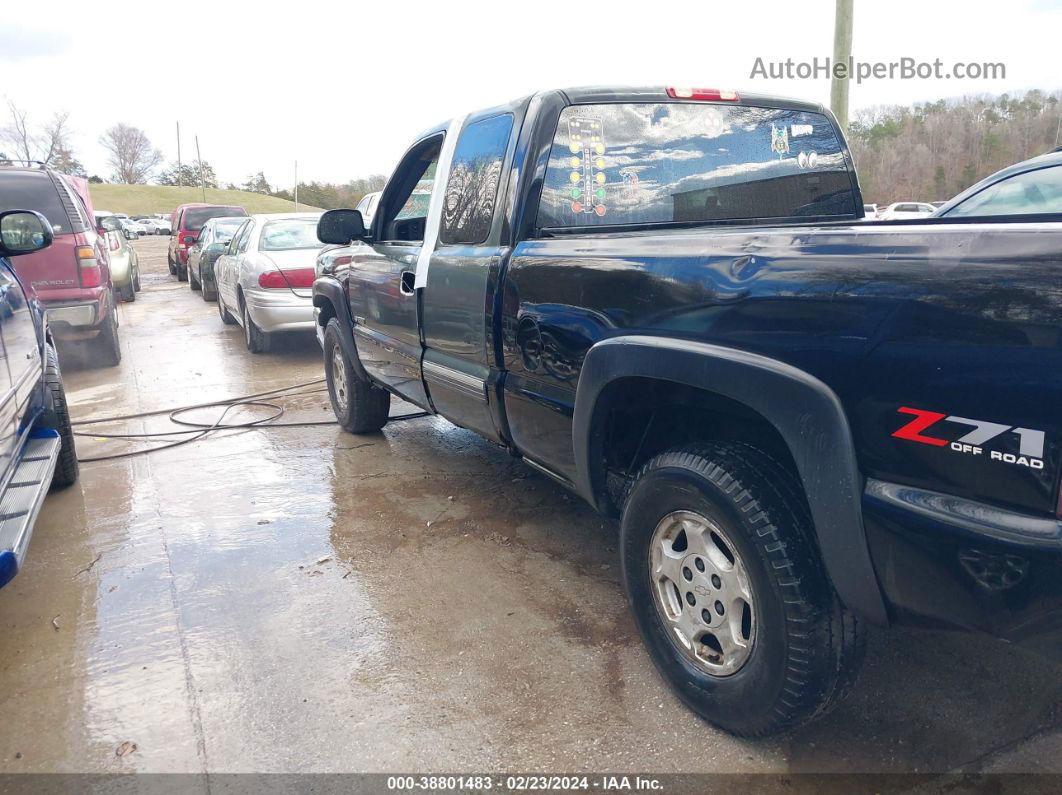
top-left (0, 172), bottom-right (72, 233)
top-left (537, 103), bottom-right (857, 229)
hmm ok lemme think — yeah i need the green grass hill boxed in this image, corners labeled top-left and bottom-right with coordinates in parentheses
top-left (89, 184), bottom-right (321, 216)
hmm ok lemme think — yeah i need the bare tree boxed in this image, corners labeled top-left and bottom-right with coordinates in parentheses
top-left (99, 123), bottom-right (163, 184)
top-left (2, 102), bottom-right (82, 172)
top-left (1, 100), bottom-right (34, 163)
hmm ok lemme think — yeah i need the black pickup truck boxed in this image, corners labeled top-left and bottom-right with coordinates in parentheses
top-left (312, 86), bottom-right (1062, 737)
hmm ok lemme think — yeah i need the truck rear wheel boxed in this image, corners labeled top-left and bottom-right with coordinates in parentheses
top-left (620, 442), bottom-right (865, 737)
top-left (323, 318), bottom-right (389, 434)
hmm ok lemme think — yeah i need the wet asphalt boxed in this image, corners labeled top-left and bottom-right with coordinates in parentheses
top-left (0, 235), bottom-right (1060, 776)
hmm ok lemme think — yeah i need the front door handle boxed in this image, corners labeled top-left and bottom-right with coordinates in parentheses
top-left (400, 270), bottom-right (416, 296)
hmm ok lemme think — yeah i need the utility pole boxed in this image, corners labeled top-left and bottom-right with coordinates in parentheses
top-left (176, 121), bottom-right (182, 187)
top-left (831, 0), bottom-right (854, 134)
top-left (294, 160), bottom-right (299, 211)
top-left (195, 135), bottom-right (206, 202)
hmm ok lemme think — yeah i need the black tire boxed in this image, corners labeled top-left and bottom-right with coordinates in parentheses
top-left (41, 343), bottom-right (78, 489)
top-left (176, 263), bottom-right (188, 282)
top-left (323, 318), bottom-right (389, 433)
top-left (167, 253), bottom-right (176, 275)
top-left (202, 278), bottom-right (217, 302)
top-left (118, 279), bottom-right (135, 302)
top-left (218, 291), bottom-right (237, 325)
top-left (133, 265), bottom-right (141, 292)
top-left (620, 443), bottom-right (865, 737)
top-left (189, 265), bottom-right (201, 291)
top-left (241, 299), bottom-right (270, 353)
top-left (95, 305), bottom-right (122, 367)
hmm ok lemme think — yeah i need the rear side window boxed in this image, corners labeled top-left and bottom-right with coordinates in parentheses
top-left (440, 114), bottom-right (513, 245)
top-left (0, 172), bottom-right (72, 233)
top-left (537, 103), bottom-right (856, 229)
top-left (184, 206), bottom-right (246, 231)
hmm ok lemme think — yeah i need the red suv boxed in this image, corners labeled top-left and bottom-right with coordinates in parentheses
top-left (168, 204), bottom-right (247, 281)
top-left (0, 164), bottom-right (120, 366)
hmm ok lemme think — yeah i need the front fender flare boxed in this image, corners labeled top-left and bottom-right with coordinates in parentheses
top-left (312, 277), bottom-right (369, 382)
top-left (572, 335), bottom-right (887, 625)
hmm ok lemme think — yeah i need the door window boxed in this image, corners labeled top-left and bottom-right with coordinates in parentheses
top-left (379, 137), bottom-right (442, 244)
top-left (440, 114), bottom-right (513, 245)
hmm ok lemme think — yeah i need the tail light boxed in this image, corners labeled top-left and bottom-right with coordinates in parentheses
top-left (666, 87), bottom-right (740, 101)
top-left (258, 268), bottom-right (316, 289)
top-left (107, 232), bottom-right (120, 252)
top-left (76, 246), bottom-right (102, 288)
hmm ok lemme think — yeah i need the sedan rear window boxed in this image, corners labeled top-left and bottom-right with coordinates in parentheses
top-left (0, 172), bottom-right (72, 233)
top-left (537, 103), bottom-right (857, 229)
top-left (259, 218), bottom-right (324, 251)
top-left (184, 206), bottom-right (247, 231)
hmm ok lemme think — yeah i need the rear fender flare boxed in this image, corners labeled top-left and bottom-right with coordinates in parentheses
top-left (572, 335), bottom-right (887, 625)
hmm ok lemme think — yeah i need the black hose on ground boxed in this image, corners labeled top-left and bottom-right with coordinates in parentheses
top-left (71, 379), bottom-right (429, 463)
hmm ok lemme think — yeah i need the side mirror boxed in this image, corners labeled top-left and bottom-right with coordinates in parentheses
top-left (0, 210), bottom-right (53, 257)
top-left (317, 208), bottom-right (367, 245)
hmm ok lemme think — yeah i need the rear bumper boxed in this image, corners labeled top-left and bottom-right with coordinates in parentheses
top-left (0, 430), bottom-right (61, 588)
top-left (864, 478), bottom-right (1062, 659)
top-left (38, 288), bottom-right (108, 332)
top-left (245, 288), bottom-right (314, 333)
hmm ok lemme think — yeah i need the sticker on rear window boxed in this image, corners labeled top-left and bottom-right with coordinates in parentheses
top-left (566, 117), bottom-right (607, 217)
top-left (771, 124), bottom-right (789, 157)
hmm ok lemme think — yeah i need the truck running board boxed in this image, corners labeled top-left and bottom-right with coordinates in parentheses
top-left (0, 430), bottom-right (62, 588)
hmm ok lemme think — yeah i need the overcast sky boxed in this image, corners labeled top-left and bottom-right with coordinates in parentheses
top-left (3, 0), bottom-right (1059, 189)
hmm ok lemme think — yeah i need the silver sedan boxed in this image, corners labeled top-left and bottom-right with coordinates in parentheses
top-left (214, 212), bottom-right (324, 353)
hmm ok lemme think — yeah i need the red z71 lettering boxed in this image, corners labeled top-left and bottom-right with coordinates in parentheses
top-left (892, 407), bottom-right (949, 446)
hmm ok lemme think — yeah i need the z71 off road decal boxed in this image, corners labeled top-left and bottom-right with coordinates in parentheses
top-left (892, 407), bottom-right (1046, 470)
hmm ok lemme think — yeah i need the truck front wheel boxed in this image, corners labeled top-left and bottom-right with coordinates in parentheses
top-left (323, 318), bottom-right (389, 433)
top-left (620, 442), bottom-right (865, 737)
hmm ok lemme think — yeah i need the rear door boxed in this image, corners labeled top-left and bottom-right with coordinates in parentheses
top-left (421, 112), bottom-right (515, 442)
top-left (347, 135), bottom-right (442, 409)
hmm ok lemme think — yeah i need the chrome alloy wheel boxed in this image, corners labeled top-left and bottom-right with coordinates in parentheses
top-left (331, 345), bottom-right (349, 413)
top-left (648, 510), bottom-right (755, 676)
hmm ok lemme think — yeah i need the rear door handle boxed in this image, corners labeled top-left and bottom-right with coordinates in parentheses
top-left (400, 270), bottom-right (416, 296)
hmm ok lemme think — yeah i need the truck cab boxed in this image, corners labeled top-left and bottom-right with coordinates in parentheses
top-left (312, 86), bottom-right (1062, 737)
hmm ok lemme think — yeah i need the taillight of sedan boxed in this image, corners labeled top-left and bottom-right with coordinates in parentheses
top-left (258, 268), bottom-right (316, 289)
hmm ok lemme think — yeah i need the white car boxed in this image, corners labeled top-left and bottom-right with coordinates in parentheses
top-left (354, 191), bottom-right (381, 227)
top-left (214, 212), bottom-right (324, 353)
top-left (139, 218), bottom-right (172, 235)
top-left (877, 202), bottom-right (936, 220)
top-left (121, 218), bottom-right (148, 236)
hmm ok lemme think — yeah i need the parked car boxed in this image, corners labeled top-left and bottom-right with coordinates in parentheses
top-left (354, 191), bottom-right (381, 227)
top-left (313, 85), bottom-right (1062, 737)
top-left (862, 203), bottom-right (878, 218)
top-left (934, 149), bottom-right (1062, 217)
top-left (876, 201), bottom-right (936, 220)
top-left (186, 216), bottom-right (246, 300)
top-left (94, 213), bottom-right (141, 302)
top-left (0, 164), bottom-right (121, 366)
top-left (215, 212), bottom-right (323, 352)
top-left (139, 217), bottom-right (172, 235)
top-left (168, 203), bottom-right (247, 281)
top-left (0, 209), bottom-right (79, 588)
